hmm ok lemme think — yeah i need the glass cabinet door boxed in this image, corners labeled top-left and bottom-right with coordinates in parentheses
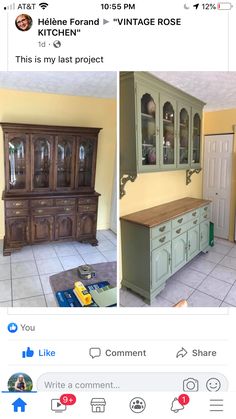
top-left (178, 107), bottom-right (190, 167)
top-left (140, 92), bottom-right (159, 170)
top-left (7, 134), bottom-right (28, 191)
top-left (76, 138), bottom-right (97, 190)
top-left (161, 100), bottom-right (176, 168)
top-left (192, 112), bottom-right (201, 167)
top-left (56, 136), bottom-right (75, 189)
top-left (32, 135), bottom-right (53, 190)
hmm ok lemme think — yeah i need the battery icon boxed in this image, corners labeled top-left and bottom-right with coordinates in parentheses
top-left (217, 2), bottom-right (233, 9)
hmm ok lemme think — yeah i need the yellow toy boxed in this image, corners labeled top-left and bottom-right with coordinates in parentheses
top-left (73, 281), bottom-right (92, 306)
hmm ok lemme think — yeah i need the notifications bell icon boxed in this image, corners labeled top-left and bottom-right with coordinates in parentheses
top-left (171, 397), bottom-right (185, 413)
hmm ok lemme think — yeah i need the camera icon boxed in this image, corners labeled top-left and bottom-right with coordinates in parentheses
top-left (183, 377), bottom-right (199, 392)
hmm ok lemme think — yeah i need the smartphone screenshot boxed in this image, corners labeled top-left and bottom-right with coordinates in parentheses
top-left (0, 0), bottom-right (236, 417)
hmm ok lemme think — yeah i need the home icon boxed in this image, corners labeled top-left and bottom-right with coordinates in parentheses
top-left (12, 398), bottom-right (27, 412)
top-left (90, 398), bottom-right (106, 413)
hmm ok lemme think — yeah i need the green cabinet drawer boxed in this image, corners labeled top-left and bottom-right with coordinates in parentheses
top-left (172, 213), bottom-right (189, 229)
top-left (200, 205), bottom-right (210, 222)
top-left (151, 231), bottom-right (171, 251)
top-left (185, 217), bottom-right (199, 231)
top-left (172, 224), bottom-right (188, 239)
top-left (151, 221), bottom-right (171, 239)
top-left (187, 208), bottom-right (199, 221)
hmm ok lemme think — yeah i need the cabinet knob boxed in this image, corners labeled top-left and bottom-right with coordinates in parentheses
top-left (176, 228), bottom-right (181, 234)
top-left (159, 226), bottom-right (166, 232)
top-left (40, 201), bottom-right (46, 205)
top-left (204, 214), bottom-right (207, 219)
top-left (37, 209), bottom-right (43, 213)
top-left (192, 212), bottom-right (197, 216)
top-left (15, 211), bottom-right (20, 215)
top-left (15, 202), bottom-right (22, 207)
top-left (178, 218), bottom-right (183, 224)
top-left (159, 236), bottom-right (166, 243)
top-left (193, 220), bottom-right (198, 224)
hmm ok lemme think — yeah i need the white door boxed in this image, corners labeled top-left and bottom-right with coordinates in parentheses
top-left (203, 134), bottom-right (233, 239)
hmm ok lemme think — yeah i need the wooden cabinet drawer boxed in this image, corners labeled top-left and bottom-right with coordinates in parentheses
top-left (6, 200), bottom-right (28, 209)
top-left (6, 208), bottom-right (29, 217)
top-left (79, 197), bottom-right (97, 205)
top-left (57, 206), bottom-right (75, 215)
top-left (55, 198), bottom-right (76, 206)
top-left (32, 207), bottom-right (74, 216)
top-left (151, 221), bottom-right (171, 239)
top-left (172, 213), bottom-right (189, 229)
top-left (151, 232), bottom-right (171, 251)
top-left (31, 199), bottom-right (53, 208)
top-left (78, 204), bottom-right (97, 213)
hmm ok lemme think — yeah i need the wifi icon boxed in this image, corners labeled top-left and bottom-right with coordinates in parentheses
top-left (39, 2), bottom-right (48, 9)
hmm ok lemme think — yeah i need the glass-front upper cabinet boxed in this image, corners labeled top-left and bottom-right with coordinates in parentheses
top-left (192, 111), bottom-right (201, 168)
top-left (7, 134), bottom-right (29, 192)
top-left (76, 137), bottom-right (97, 190)
top-left (31, 135), bottom-right (53, 190)
top-left (178, 106), bottom-right (190, 168)
top-left (138, 88), bottom-right (159, 171)
top-left (55, 136), bottom-right (75, 189)
top-left (161, 98), bottom-right (176, 169)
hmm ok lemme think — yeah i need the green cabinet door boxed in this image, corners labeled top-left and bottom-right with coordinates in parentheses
top-left (151, 242), bottom-right (171, 291)
top-left (200, 220), bottom-right (209, 251)
top-left (172, 232), bottom-right (187, 274)
top-left (187, 225), bottom-right (200, 261)
top-left (136, 84), bottom-right (160, 173)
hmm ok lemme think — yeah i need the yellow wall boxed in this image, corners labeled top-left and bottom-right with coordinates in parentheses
top-left (120, 170), bottom-right (203, 217)
top-left (0, 88), bottom-right (116, 239)
top-left (204, 108), bottom-right (236, 241)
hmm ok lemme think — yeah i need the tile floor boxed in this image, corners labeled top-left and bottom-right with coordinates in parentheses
top-left (120, 238), bottom-right (236, 307)
top-left (0, 230), bottom-right (117, 307)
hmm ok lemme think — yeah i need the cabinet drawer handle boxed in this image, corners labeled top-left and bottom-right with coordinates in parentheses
top-left (203, 214), bottom-right (207, 219)
top-left (200, 233), bottom-right (203, 240)
top-left (159, 236), bottom-right (166, 243)
top-left (193, 220), bottom-right (198, 224)
top-left (37, 209), bottom-right (43, 213)
top-left (176, 228), bottom-right (181, 234)
top-left (15, 202), bottom-right (22, 207)
top-left (204, 207), bottom-right (208, 211)
top-left (177, 218), bottom-right (183, 224)
top-left (159, 226), bottom-right (166, 233)
top-left (188, 241), bottom-right (191, 250)
top-left (15, 211), bottom-right (20, 215)
top-left (192, 211), bottom-right (197, 216)
top-left (65, 208), bottom-right (70, 211)
top-left (40, 201), bottom-right (46, 205)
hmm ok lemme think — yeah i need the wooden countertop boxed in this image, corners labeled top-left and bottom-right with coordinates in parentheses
top-left (120, 197), bottom-right (211, 228)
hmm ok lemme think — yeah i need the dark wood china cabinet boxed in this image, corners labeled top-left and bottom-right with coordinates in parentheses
top-left (2, 123), bottom-right (101, 255)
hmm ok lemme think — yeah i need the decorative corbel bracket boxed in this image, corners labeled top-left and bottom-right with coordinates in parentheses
top-left (120, 174), bottom-right (137, 199)
top-left (186, 168), bottom-right (202, 185)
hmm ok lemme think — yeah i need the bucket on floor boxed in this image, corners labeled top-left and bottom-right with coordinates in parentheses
top-left (209, 222), bottom-right (214, 247)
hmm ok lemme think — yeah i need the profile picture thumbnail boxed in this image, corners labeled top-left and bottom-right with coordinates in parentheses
top-left (15, 14), bottom-right (32, 31)
top-left (8, 372), bottom-right (33, 392)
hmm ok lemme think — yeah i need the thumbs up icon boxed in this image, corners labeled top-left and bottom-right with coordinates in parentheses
top-left (22, 347), bottom-right (34, 358)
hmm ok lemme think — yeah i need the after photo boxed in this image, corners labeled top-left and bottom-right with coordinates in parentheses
top-left (120, 71), bottom-right (236, 308)
top-left (0, 71), bottom-right (117, 307)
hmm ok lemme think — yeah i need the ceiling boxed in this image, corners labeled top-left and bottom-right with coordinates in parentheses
top-left (0, 72), bottom-right (235, 110)
top-left (0, 71), bottom-right (116, 99)
top-left (150, 72), bottom-right (236, 111)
